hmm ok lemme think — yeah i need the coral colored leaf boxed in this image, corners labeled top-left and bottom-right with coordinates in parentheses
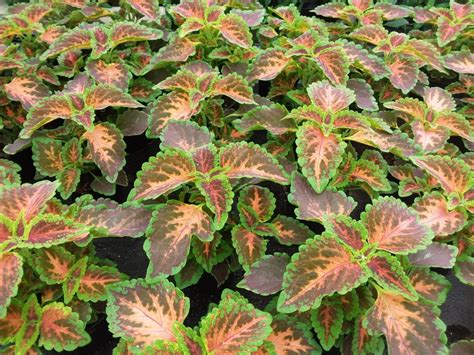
top-left (437, 18), bottom-right (465, 47)
top-left (350, 160), bottom-right (391, 192)
top-left (58, 168), bottom-right (81, 199)
top-left (265, 314), bottom-right (320, 354)
top-left (0, 253), bottom-right (23, 318)
top-left (212, 73), bottom-right (254, 104)
top-left (23, 214), bottom-right (88, 248)
top-left (413, 192), bottom-right (467, 236)
top-left (110, 21), bottom-right (162, 47)
top-left (347, 79), bottom-right (378, 111)
top-left (238, 253), bottom-right (289, 295)
top-left (403, 39), bottom-right (444, 73)
top-left (248, 49), bottom-right (290, 82)
top-left (384, 97), bottom-right (427, 120)
top-left (218, 14), bottom-right (252, 48)
top-left (61, 139), bottom-right (81, 166)
top-left (296, 123), bottom-right (345, 193)
top-left (154, 37), bottom-right (196, 63)
top-left (4, 77), bottom-right (50, 110)
top-left (40, 28), bottom-right (91, 60)
top-left (388, 57), bottom-right (419, 94)
top-left (361, 197), bottom-right (433, 254)
top-left (0, 181), bottom-right (58, 222)
top-left (352, 317), bottom-right (385, 355)
top-left (62, 257), bottom-right (88, 304)
top-left (323, 215), bottom-right (366, 251)
top-left (197, 176), bottom-right (233, 230)
top-left (238, 186), bottom-right (275, 223)
top-left (127, 0), bottom-right (160, 21)
top-left (86, 60), bottom-right (130, 90)
top-left (34, 246), bottom-right (74, 284)
top-left (367, 253), bottom-right (417, 300)
top-left (76, 201), bottom-right (151, 238)
top-left (174, 258), bottom-right (203, 290)
top-left (307, 80), bottom-right (355, 113)
top-left (278, 235), bottom-right (367, 313)
top-left (409, 268), bottom-right (450, 306)
top-left (311, 301), bottom-right (343, 351)
top-left (444, 51), bottom-right (474, 74)
top-left (32, 138), bottom-right (64, 177)
top-left (289, 173), bottom-right (356, 222)
top-left (148, 92), bottom-right (198, 137)
top-left (192, 233), bottom-right (231, 273)
top-left (350, 25), bottom-right (389, 46)
top-left (22, 95), bottom-right (73, 138)
top-left (364, 290), bottom-right (448, 355)
top-left (235, 104), bottom-right (295, 136)
top-left (270, 215), bottom-right (314, 246)
top-left (436, 112), bottom-right (473, 141)
top-left (157, 69), bottom-right (197, 91)
top-left (192, 146), bottom-right (217, 174)
top-left (173, 323), bottom-right (205, 355)
top-left (408, 242), bottom-right (458, 269)
top-left (313, 47), bottom-right (349, 85)
top-left (160, 121), bottom-right (211, 151)
top-left (130, 150), bottom-right (196, 201)
top-left (453, 255), bottom-right (474, 286)
top-left (0, 301), bottom-right (22, 344)
top-left (83, 123), bottom-right (125, 182)
top-left (200, 295), bottom-right (272, 354)
top-left (106, 278), bottom-right (189, 348)
top-left (423, 87), bottom-right (455, 112)
top-left (411, 121), bottom-right (448, 152)
top-left (145, 203), bottom-right (212, 280)
top-left (341, 42), bottom-right (390, 80)
top-left (412, 155), bottom-right (472, 195)
top-left (39, 302), bottom-right (90, 352)
top-left (219, 142), bottom-right (289, 184)
top-left (16, 295), bottom-right (41, 352)
top-left (231, 225), bottom-right (267, 271)
top-left (78, 265), bottom-right (126, 302)
top-left (85, 85), bottom-right (143, 110)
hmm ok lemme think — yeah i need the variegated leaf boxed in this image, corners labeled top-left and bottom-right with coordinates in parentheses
top-left (444, 51), bottom-right (474, 74)
top-left (232, 225), bottom-right (267, 271)
top-left (454, 255), bottom-right (474, 286)
top-left (192, 233), bottom-right (231, 273)
top-left (297, 123), bottom-right (345, 193)
top-left (40, 28), bottom-right (92, 60)
top-left (270, 215), bottom-right (314, 246)
top-left (153, 37), bottom-right (196, 63)
top-left (160, 121), bottom-right (211, 151)
top-left (0, 253), bottom-right (23, 318)
top-left (110, 21), bottom-right (162, 47)
top-left (247, 49), bottom-right (290, 82)
top-left (238, 253), bottom-right (289, 296)
top-left (311, 300), bottom-right (343, 351)
top-left (58, 168), bottom-right (81, 199)
top-left (307, 80), bottom-right (355, 113)
top-left (127, 0), bottom-right (160, 21)
top-left (409, 268), bottom-right (451, 305)
top-left (86, 60), bottom-right (130, 90)
top-left (0, 301), bottom-right (22, 345)
top-left (278, 234), bottom-right (367, 313)
top-left (200, 295), bottom-right (272, 354)
top-left (219, 142), bottom-right (289, 184)
top-left (238, 186), bottom-right (275, 223)
top-left (408, 242), bottom-right (458, 269)
top-left (83, 123), bottom-right (125, 182)
top-left (34, 246), bottom-right (74, 284)
top-left (436, 112), bottom-right (473, 141)
top-left (364, 290), bottom-right (448, 354)
top-left (313, 47), bottom-right (349, 85)
top-left (129, 150), bottom-right (196, 201)
top-left (411, 121), bottom-right (449, 152)
top-left (106, 278), bottom-right (189, 349)
top-left (78, 265), bottom-right (126, 302)
top-left (388, 57), bottom-right (419, 94)
top-left (218, 14), bottom-right (252, 49)
top-left (347, 79), bottom-right (378, 111)
top-left (145, 202), bottom-right (212, 280)
top-left (289, 173), bottom-right (356, 222)
top-left (32, 138), bottom-right (64, 177)
top-left (197, 176), bottom-right (233, 230)
top-left (16, 295), bottom-right (41, 352)
top-left (4, 77), bottom-right (50, 110)
top-left (235, 104), bottom-right (295, 136)
top-left (323, 215), bottom-right (366, 251)
top-left (39, 303), bottom-right (90, 351)
top-left (85, 85), bottom-right (143, 110)
top-left (212, 73), bottom-right (254, 104)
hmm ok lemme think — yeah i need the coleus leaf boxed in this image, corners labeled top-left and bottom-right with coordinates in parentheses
top-left (77, 265), bottom-right (127, 302)
top-left (34, 246), bottom-right (74, 284)
top-left (412, 155), bottom-right (472, 196)
top-left (364, 289), bottom-right (448, 354)
top-left (4, 77), bottom-right (50, 110)
top-left (411, 121), bottom-right (449, 152)
top-left (453, 254), bottom-right (474, 286)
top-left (0, 252), bottom-right (23, 318)
top-left (311, 300), bottom-right (343, 351)
top-left (86, 60), bottom-right (130, 90)
top-left (270, 215), bottom-right (314, 246)
top-left (153, 37), bottom-right (197, 63)
top-left (217, 14), bottom-right (252, 48)
top-left (313, 47), bottom-right (350, 85)
top-left (444, 51), bottom-right (474, 74)
top-left (408, 242), bottom-right (458, 269)
top-left (174, 258), bottom-right (203, 290)
top-left (40, 28), bottom-right (92, 60)
top-left (349, 159), bottom-right (391, 192)
top-left (38, 302), bottom-right (90, 351)
top-left (0, 301), bottom-right (22, 345)
top-left (83, 122), bottom-right (125, 183)
top-left (341, 41), bottom-right (390, 80)
top-left (247, 49), bottom-right (290, 82)
top-left (199, 292), bottom-right (272, 354)
top-left (361, 196), bottom-right (434, 254)
top-left (296, 123), bottom-right (346, 193)
top-left (435, 113), bottom-right (473, 141)
top-left (352, 316), bottom-right (385, 355)
top-left (238, 186), bottom-right (275, 223)
top-left (288, 173), bottom-right (356, 223)
top-left (212, 73), bottom-right (254, 104)
top-left (307, 80), bottom-right (355, 113)
top-left (278, 234), bottom-right (367, 313)
top-left (126, 0), bottom-right (160, 21)
top-left (388, 56), bottom-right (419, 94)
top-left (63, 257), bottom-right (88, 304)
top-left (196, 176), bottom-right (233, 230)
top-left (366, 253), bottom-right (418, 300)
top-left (192, 233), bottom-right (231, 273)
top-left (76, 200), bottom-right (152, 238)
top-left (84, 84), bottom-right (143, 110)
top-left (160, 120), bottom-right (212, 152)
top-left (219, 142), bottom-right (289, 184)
top-left (106, 278), bottom-right (189, 349)
top-left (58, 168), bottom-right (81, 200)
top-left (16, 295), bottom-right (42, 352)
top-left (409, 268), bottom-right (451, 306)
top-left (347, 78), bottom-right (378, 111)
top-left (263, 314), bottom-right (320, 354)
top-left (129, 149), bottom-right (196, 201)
top-left (350, 25), bottom-right (389, 46)
top-left (235, 104), bottom-right (296, 136)
top-left (237, 253), bottom-right (289, 296)
top-left (231, 225), bottom-right (267, 271)
top-left (323, 215), bottom-right (366, 251)
top-left (110, 21), bottom-right (162, 47)
top-left (192, 146), bottom-right (217, 174)
top-left (413, 192), bottom-right (467, 236)
top-left (32, 138), bottom-right (64, 177)
top-left (144, 202), bottom-right (212, 280)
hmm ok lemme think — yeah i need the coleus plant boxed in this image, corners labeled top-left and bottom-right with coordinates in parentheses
top-left (0, 0), bottom-right (473, 353)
